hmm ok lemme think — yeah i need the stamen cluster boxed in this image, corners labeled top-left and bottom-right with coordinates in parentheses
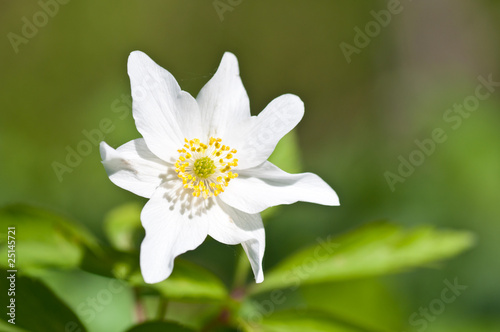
top-left (175, 137), bottom-right (238, 198)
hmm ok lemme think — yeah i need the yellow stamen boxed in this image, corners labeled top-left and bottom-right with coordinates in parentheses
top-left (174, 137), bottom-right (238, 199)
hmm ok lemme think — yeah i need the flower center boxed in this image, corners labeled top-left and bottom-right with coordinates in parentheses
top-left (175, 137), bottom-right (238, 199)
top-left (193, 157), bottom-right (216, 179)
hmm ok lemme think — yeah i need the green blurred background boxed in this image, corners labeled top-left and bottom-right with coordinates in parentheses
top-left (1, 0), bottom-right (500, 331)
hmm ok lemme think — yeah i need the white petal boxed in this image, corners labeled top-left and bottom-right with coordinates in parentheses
top-left (196, 52), bottom-right (250, 138)
top-left (242, 235), bottom-right (265, 283)
top-left (140, 183), bottom-right (220, 283)
top-left (128, 51), bottom-right (202, 162)
top-left (224, 94), bottom-right (304, 169)
top-left (208, 199), bottom-right (265, 283)
top-left (100, 139), bottom-right (170, 198)
top-left (221, 161), bottom-right (340, 214)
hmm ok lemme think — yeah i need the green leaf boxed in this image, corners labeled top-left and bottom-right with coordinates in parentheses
top-left (0, 320), bottom-right (25, 332)
top-left (252, 222), bottom-right (475, 293)
top-left (165, 301), bottom-right (225, 330)
top-left (125, 321), bottom-right (194, 331)
top-left (129, 259), bottom-right (228, 301)
top-left (243, 310), bottom-right (364, 332)
top-left (299, 279), bottom-right (404, 331)
top-left (80, 246), bottom-right (137, 279)
top-left (35, 269), bottom-right (134, 332)
top-left (0, 270), bottom-right (87, 332)
top-left (0, 204), bottom-right (98, 273)
top-left (80, 202), bottom-right (143, 278)
top-left (104, 202), bottom-right (144, 252)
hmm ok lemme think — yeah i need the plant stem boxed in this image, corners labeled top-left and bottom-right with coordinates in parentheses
top-left (133, 287), bottom-right (146, 324)
top-left (156, 297), bottom-right (168, 321)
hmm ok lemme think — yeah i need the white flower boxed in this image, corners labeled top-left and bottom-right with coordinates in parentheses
top-left (100, 51), bottom-right (339, 284)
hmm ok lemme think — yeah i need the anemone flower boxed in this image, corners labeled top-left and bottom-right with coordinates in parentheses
top-left (100, 51), bottom-right (339, 284)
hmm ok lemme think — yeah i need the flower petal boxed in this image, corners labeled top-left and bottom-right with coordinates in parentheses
top-left (225, 94), bottom-right (304, 169)
top-left (220, 161), bottom-right (340, 214)
top-left (100, 139), bottom-right (170, 198)
top-left (209, 199), bottom-right (265, 283)
top-left (242, 236), bottom-right (265, 283)
top-left (128, 51), bottom-right (202, 162)
top-left (140, 183), bottom-right (221, 283)
top-left (196, 52), bottom-right (250, 138)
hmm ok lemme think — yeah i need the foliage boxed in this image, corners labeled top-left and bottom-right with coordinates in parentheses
top-left (252, 222), bottom-right (475, 294)
top-left (0, 198), bottom-right (474, 331)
